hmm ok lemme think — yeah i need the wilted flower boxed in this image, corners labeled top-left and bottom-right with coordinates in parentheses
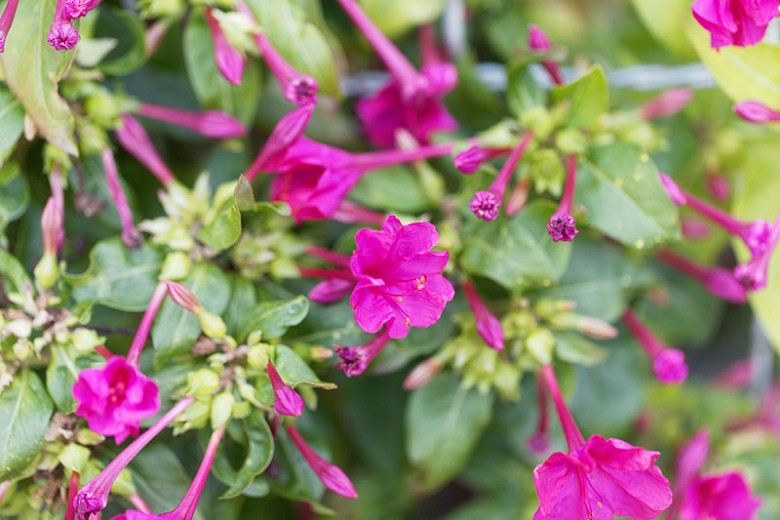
top-left (48, 0), bottom-right (80, 51)
top-left (102, 148), bottom-right (142, 248)
top-left (334, 329), bottom-right (391, 377)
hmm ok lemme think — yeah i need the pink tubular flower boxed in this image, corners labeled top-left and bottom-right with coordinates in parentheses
top-left (74, 398), bottom-right (195, 520)
top-left (734, 214), bottom-right (780, 290)
top-left (454, 145), bottom-right (512, 174)
top-left (115, 114), bottom-right (176, 186)
top-left (623, 309), bottom-right (688, 384)
top-left (0, 0), bottom-right (19, 53)
top-left (337, 0), bottom-right (457, 147)
top-left (64, 0), bottom-right (100, 19)
top-left (137, 103), bottom-right (245, 139)
top-left (533, 364), bottom-right (673, 520)
top-left (48, 0), bottom-right (80, 51)
top-left (286, 424), bottom-right (358, 498)
top-left (734, 100), bottom-right (780, 123)
top-left (640, 88), bottom-right (694, 120)
top-left (72, 357), bottom-right (161, 444)
top-left (204, 8), bottom-right (243, 85)
top-left (301, 247), bottom-right (357, 303)
top-left (266, 360), bottom-right (304, 417)
top-left (706, 171), bottom-right (731, 201)
top-left (462, 280), bottom-right (504, 350)
top-left (127, 282), bottom-right (168, 366)
top-left (692, 0), bottom-right (780, 49)
top-left (547, 154), bottom-right (579, 242)
top-left (41, 196), bottom-right (62, 256)
top-left (469, 130), bottom-right (533, 221)
top-left (659, 173), bottom-right (687, 205)
top-left (102, 148), bottom-right (142, 248)
top-left (333, 329), bottom-right (391, 377)
top-left (528, 24), bottom-right (564, 86)
top-left (349, 215), bottom-right (455, 339)
top-left (657, 249), bottom-right (747, 303)
top-left (236, 2), bottom-right (317, 106)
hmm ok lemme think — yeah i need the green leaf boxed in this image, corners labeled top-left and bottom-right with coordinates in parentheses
top-left (183, 11), bottom-right (262, 125)
top-left (0, 165), bottom-right (29, 230)
top-left (234, 175), bottom-right (256, 212)
top-left (46, 345), bottom-right (102, 413)
top-left (629, 0), bottom-right (696, 57)
top-left (268, 424), bottom-right (326, 505)
top-left (359, 0), bottom-right (447, 38)
top-left (554, 332), bottom-right (609, 367)
top-left (550, 65), bottom-right (608, 128)
top-left (0, 0), bottom-right (77, 155)
top-left (0, 85), bottom-right (24, 158)
top-left (350, 166), bottom-right (431, 213)
top-left (152, 262), bottom-right (231, 363)
top-left (406, 373), bottom-right (494, 491)
top-left (275, 345), bottom-right (334, 390)
top-left (93, 7), bottom-right (147, 75)
top-left (461, 201), bottom-right (572, 290)
top-left (576, 143), bottom-right (680, 247)
top-left (66, 239), bottom-right (164, 312)
top-left (198, 191), bottom-right (242, 253)
top-left (248, 0), bottom-right (341, 97)
top-left (237, 296), bottom-right (309, 343)
top-left (0, 371), bottom-right (54, 480)
top-left (0, 248), bottom-right (31, 295)
top-left (220, 411), bottom-right (275, 499)
top-left (507, 63), bottom-right (546, 117)
top-left (224, 274), bottom-right (257, 336)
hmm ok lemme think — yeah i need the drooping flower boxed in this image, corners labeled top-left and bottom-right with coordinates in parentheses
top-left (528, 24), bottom-right (564, 85)
top-left (0, 0), bottom-right (20, 53)
top-left (136, 103), bottom-right (245, 139)
top-left (74, 398), bottom-right (195, 520)
top-left (462, 280), bottom-right (504, 350)
top-left (469, 130), bottom-right (533, 221)
top-left (547, 154), bottom-right (579, 242)
top-left (333, 329), bottom-right (391, 377)
top-left (533, 364), bottom-right (673, 520)
top-left (640, 88), bottom-right (694, 120)
top-left (734, 99), bottom-right (780, 123)
top-left (285, 424), bottom-right (358, 498)
top-left (102, 148), bottom-right (142, 248)
top-left (623, 309), bottom-right (688, 384)
top-left (48, 0), bottom-right (80, 51)
top-left (349, 215), bottom-right (455, 339)
top-left (337, 0), bottom-right (457, 147)
top-left (72, 356), bottom-right (161, 444)
top-left (204, 7), bottom-right (243, 85)
top-left (266, 360), bottom-right (304, 416)
top-left (657, 249), bottom-right (747, 303)
top-left (453, 145), bottom-right (512, 174)
top-left (691, 0), bottom-right (780, 49)
top-left (115, 114), bottom-right (176, 186)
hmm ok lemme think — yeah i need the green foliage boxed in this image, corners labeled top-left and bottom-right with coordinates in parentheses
top-left (359, 0), bottom-right (447, 38)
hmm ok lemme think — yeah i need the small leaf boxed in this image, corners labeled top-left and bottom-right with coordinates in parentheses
top-left (350, 166), bottom-right (431, 213)
top-left (224, 274), bottom-right (257, 336)
top-left (237, 296), bottom-right (309, 343)
top-left (220, 411), bottom-right (275, 499)
top-left (93, 7), bottom-right (147, 75)
top-left (0, 371), bottom-right (54, 480)
top-left (555, 332), bottom-right (609, 367)
top-left (234, 175), bottom-right (256, 212)
top-left (198, 191), bottom-right (242, 253)
top-left (0, 248), bottom-right (32, 295)
top-left (550, 65), bottom-right (608, 128)
top-left (275, 345), bottom-right (335, 390)
top-left (0, 85), bottom-right (25, 158)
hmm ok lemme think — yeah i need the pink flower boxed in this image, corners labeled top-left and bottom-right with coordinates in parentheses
top-left (692, 0), bottom-right (780, 49)
top-left (266, 360), bottom-right (304, 416)
top-left (48, 0), bottom-right (80, 51)
top-left (734, 215), bottom-right (780, 290)
top-left (65, 0), bottom-right (100, 19)
top-left (72, 357), bottom-right (161, 444)
top-left (349, 215), bottom-right (454, 339)
top-left (706, 171), bottom-right (731, 201)
top-left (528, 25), bottom-right (564, 85)
top-left (623, 309), bottom-right (688, 384)
top-left (333, 329), bottom-right (391, 377)
top-left (735, 100), bottom-right (780, 123)
top-left (657, 249), bottom-right (747, 303)
top-left (454, 145), bottom-right (512, 174)
top-left (547, 154), bottom-right (579, 242)
top-left (115, 114), bottom-right (176, 186)
top-left (640, 88), bottom-right (694, 120)
top-left (205, 8), bottom-right (243, 85)
top-left (462, 280), bottom-right (504, 350)
top-left (286, 424), bottom-right (358, 498)
top-left (137, 103), bottom-right (245, 139)
top-left (680, 472), bottom-right (761, 520)
top-left (533, 365), bottom-right (673, 520)
top-left (0, 0), bottom-right (20, 53)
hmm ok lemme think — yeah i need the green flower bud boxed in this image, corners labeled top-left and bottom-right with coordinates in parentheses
top-left (534, 298), bottom-right (577, 319)
top-left (76, 428), bottom-right (105, 446)
top-left (13, 339), bottom-right (32, 362)
top-left (211, 391), bottom-right (235, 429)
top-left (247, 344), bottom-right (272, 370)
top-left (34, 252), bottom-right (59, 290)
top-left (160, 251), bottom-right (192, 281)
top-left (520, 107), bottom-right (555, 139)
top-left (173, 400), bottom-right (210, 434)
top-left (71, 328), bottom-right (105, 355)
top-left (44, 144), bottom-right (70, 173)
top-left (185, 369), bottom-right (220, 398)
top-left (527, 149), bottom-right (564, 196)
top-left (197, 309), bottom-right (227, 339)
top-left (58, 443), bottom-right (91, 473)
top-left (85, 90), bottom-right (121, 129)
top-left (232, 400), bottom-right (251, 419)
top-left (526, 328), bottom-right (555, 365)
top-left (77, 122), bottom-right (108, 156)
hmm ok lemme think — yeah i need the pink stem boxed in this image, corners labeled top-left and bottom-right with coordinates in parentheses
top-left (331, 200), bottom-right (387, 226)
top-left (622, 309), bottom-right (663, 358)
top-left (298, 267), bottom-right (355, 281)
top-left (64, 471), bottom-right (79, 520)
top-left (557, 154), bottom-right (577, 215)
top-left (683, 191), bottom-right (748, 236)
top-left (347, 142), bottom-right (454, 170)
top-left (541, 364), bottom-right (585, 451)
top-left (656, 249), bottom-right (708, 284)
top-left (236, 2), bottom-right (299, 87)
top-left (128, 494), bottom-right (153, 514)
top-left (138, 104), bottom-right (204, 131)
top-left (306, 246), bottom-right (351, 268)
top-left (126, 281), bottom-right (168, 366)
top-left (488, 130), bottom-right (533, 199)
top-left (102, 148), bottom-right (141, 248)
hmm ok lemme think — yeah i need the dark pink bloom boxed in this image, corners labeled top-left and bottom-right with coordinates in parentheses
top-left (65, 0), bottom-right (100, 19)
top-left (0, 0), bottom-right (19, 53)
top-left (205, 8), bottom-right (243, 85)
top-left (266, 360), bottom-right (304, 416)
top-left (547, 154), bottom-right (579, 242)
top-left (72, 357), bottom-right (161, 444)
top-left (299, 247), bottom-right (358, 303)
top-left (657, 249), bottom-right (747, 303)
top-left (735, 100), bottom-right (780, 123)
top-left (623, 309), bottom-right (688, 384)
top-left (692, 0), bottom-right (779, 49)
top-left (115, 114), bottom-right (176, 186)
top-left (462, 280), bottom-right (504, 350)
top-left (734, 215), bottom-right (780, 290)
top-left (528, 24), bottom-right (563, 85)
top-left (680, 472), bottom-right (761, 520)
top-left (137, 103), bottom-right (245, 139)
top-left (534, 365), bottom-right (673, 520)
top-left (74, 398), bottom-right (195, 520)
top-left (48, 22), bottom-right (80, 51)
top-left (286, 424), bottom-right (358, 498)
top-left (454, 145), bottom-right (511, 174)
top-left (349, 215), bottom-right (455, 339)
top-left (640, 88), bottom-right (693, 120)
top-left (334, 329), bottom-right (391, 377)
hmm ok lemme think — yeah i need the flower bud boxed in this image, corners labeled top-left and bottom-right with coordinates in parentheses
top-left (403, 357), bottom-right (444, 390)
top-left (210, 391), bottom-right (234, 429)
top-left (198, 309), bottom-right (227, 339)
top-left (526, 328), bottom-right (555, 364)
top-left (185, 369), bottom-right (220, 398)
top-left (71, 328), bottom-right (106, 355)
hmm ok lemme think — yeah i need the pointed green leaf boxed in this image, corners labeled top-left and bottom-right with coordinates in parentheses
top-left (237, 296), bottom-right (309, 342)
top-left (550, 65), bottom-right (608, 128)
top-left (198, 192), bottom-right (242, 253)
top-left (359, 0), bottom-right (447, 38)
top-left (275, 345), bottom-right (334, 390)
top-left (220, 411), bottom-right (274, 499)
top-left (0, 248), bottom-right (31, 295)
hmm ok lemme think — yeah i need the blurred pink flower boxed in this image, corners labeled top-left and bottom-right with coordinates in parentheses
top-left (692, 0), bottom-right (779, 49)
top-left (547, 154), bottom-right (579, 242)
top-left (205, 7), bottom-right (243, 85)
top-left (623, 309), bottom-right (688, 384)
top-left (462, 280), bottom-right (504, 350)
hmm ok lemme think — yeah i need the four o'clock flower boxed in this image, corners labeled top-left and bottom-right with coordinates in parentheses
top-left (454, 144), bottom-right (512, 174)
top-left (692, 0), bottom-right (780, 49)
top-left (0, 0), bottom-right (19, 53)
top-left (528, 25), bottom-right (563, 86)
top-left (48, 0), bottom-right (80, 51)
top-left (349, 215), bottom-right (455, 338)
top-left (533, 364), bottom-right (673, 519)
top-left (266, 360), bottom-right (304, 417)
top-left (462, 280), bottom-right (504, 350)
top-left (102, 148), bottom-right (142, 248)
top-left (115, 114), bottom-right (176, 186)
top-left (136, 103), bottom-right (245, 139)
top-left (64, 0), bottom-right (100, 19)
top-left (74, 398), bottom-right (195, 519)
top-left (547, 154), bottom-right (579, 242)
top-left (166, 282), bottom-right (228, 339)
top-left (639, 88), bottom-right (694, 120)
top-left (657, 249), bottom-right (747, 303)
top-left (205, 8), bottom-right (244, 86)
top-left (469, 130), bottom-right (533, 221)
top-left (337, 0), bottom-right (457, 148)
top-left (236, 1), bottom-right (318, 106)
top-left (735, 100), bottom-right (780, 123)
top-left (285, 424), bottom-right (358, 498)
top-left (333, 328), bottom-right (391, 377)
top-left (623, 308), bottom-right (688, 385)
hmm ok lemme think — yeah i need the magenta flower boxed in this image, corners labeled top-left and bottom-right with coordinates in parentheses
top-left (623, 309), bottom-right (688, 384)
top-left (266, 360), bottom-right (304, 417)
top-left (300, 247), bottom-right (357, 303)
top-left (0, 0), bottom-right (19, 53)
top-left (706, 171), bottom-right (731, 201)
top-left (102, 148), bottom-right (142, 248)
top-left (462, 280), bottom-right (504, 350)
top-left (657, 249), bottom-right (747, 303)
top-left (547, 155), bottom-right (579, 242)
top-left (469, 130), bottom-right (533, 221)
top-left (735, 100), bottom-right (780, 123)
top-left (48, 0), bottom-right (80, 51)
top-left (74, 398), bottom-right (195, 520)
top-left (692, 0), bottom-right (779, 49)
top-left (286, 424), bottom-right (358, 498)
top-left (349, 215), bottom-right (455, 339)
top-left (333, 329), bottom-right (391, 377)
top-left (681, 472), bottom-right (761, 520)
top-left (734, 215), bottom-right (780, 290)
top-left (337, 0), bottom-right (457, 147)
top-left (115, 114), bottom-right (176, 186)
top-left (533, 364), bottom-right (673, 520)
top-left (72, 357), bottom-right (161, 444)
top-left (659, 173), bottom-right (687, 205)
top-left (639, 88), bottom-right (693, 120)
top-left (528, 24), bottom-right (564, 85)
top-left (204, 8), bottom-right (243, 85)
top-left (64, 0), bottom-right (99, 19)
top-left (454, 145), bottom-right (512, 174)
top-left (137, 103), bottom-right (245, 139)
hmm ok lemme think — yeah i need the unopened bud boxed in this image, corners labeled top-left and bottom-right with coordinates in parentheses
top-left (166, 281), bottom-right (200, 313)
top-left (403, 357), bottom-right (444, 390)
top-left (58, 443), bottom-right (91, 473)
top-left (550, 313), bottom-right (618, 340)
top-left (309, 346), bottom-right (334, 362)
top-left (198, 309), bottom-right (227, 339)
top-left (34, 252), bottom-right (59, 290)
top-left (526, 328), bottom-right (555, 364)
top-left (534, 298), bottom-right (577, 318)
top-left (211, 391), bottom-right (235, 429)
top-left (185, 368), bottom-right (220, 398)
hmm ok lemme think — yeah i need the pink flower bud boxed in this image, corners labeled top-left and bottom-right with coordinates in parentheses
top-left (205, 8), bottom-right (244, 86)
top-left (462, 281), bottom-right (504, 350)
top-left (402, 357), bottom-right (443, 390)
top-left (137, 103), bottom-right (245, 139)
top-left (308, 278), bottom-right (355, 304)
top-left (659, 173), bottom-right (686, 204)
top-left (453, 145), bottom-right (510, 174)
top-left (48, 22), bottom-right (80, 51)
top-left (266, 360), bottom-right (304, 417)
top-left (547, 212), bottom-right (578, 242)
top-left (286, 424), bottom-right (358, 499)
top-left (652, 348), bottom-right (689, 385)
top-left (640, 89), bottom-right (693, 120)
top-left (115, 114), bottom-right (176, 186)
top-left (166, 282), bottom-right (201, 313)
top-left (734, 100), bottom-right (780, 123)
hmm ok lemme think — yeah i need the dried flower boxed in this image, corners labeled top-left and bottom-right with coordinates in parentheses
top-left (334, 329), bottom-right (391, 377)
